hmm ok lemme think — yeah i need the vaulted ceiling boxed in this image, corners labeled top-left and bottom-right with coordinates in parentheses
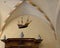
top-left (0, 0), bottom-right (60, 32)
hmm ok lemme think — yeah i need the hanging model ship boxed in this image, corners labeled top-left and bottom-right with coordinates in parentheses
top-left (17, 16), bottom-right (32, 29)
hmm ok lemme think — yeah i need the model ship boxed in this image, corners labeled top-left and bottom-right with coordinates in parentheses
top-left (18, 16), bottom-right (32, 29)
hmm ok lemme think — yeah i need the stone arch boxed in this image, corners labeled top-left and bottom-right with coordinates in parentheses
top-left (0, 0), bottom-right (55, 39)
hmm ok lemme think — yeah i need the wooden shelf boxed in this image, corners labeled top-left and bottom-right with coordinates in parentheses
top-left (1, 38), bottom-right (43, 48)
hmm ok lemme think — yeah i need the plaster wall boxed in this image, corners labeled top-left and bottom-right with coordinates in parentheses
top-left (0, 16), bottom-right (57, 48)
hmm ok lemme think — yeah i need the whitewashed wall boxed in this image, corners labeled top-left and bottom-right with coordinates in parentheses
top-left (30, 0), bottom-right (58, 28)
top-left (0, 0), bottom-right (60, 48)
top-left (0, 0), bottom-right (58, 29)
top-left (0, 16), bottom-right (57, 48)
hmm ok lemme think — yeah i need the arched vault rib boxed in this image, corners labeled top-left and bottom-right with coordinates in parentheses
top-left (1, 0), bottom-right (57, 40)
top-left (0, 0), bottom-right (24, 38)
top-left (28, 1), bottom-right (57, 40)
